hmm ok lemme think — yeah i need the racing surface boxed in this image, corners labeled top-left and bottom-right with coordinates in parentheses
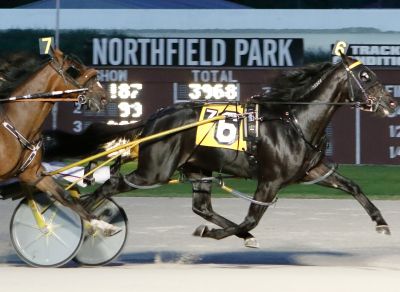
top-left (0, 197), bottom-right (400, 291)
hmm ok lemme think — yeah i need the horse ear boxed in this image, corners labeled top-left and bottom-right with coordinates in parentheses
top-left (52, 48), bottom-right (64, 62)
top-left (340, 51), bottom-right (350, 66)
top-left (332, 40), bottom-right (350, 65)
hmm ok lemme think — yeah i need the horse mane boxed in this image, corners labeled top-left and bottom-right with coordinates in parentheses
top-left (262, 62), bottom-right (335, 102)
top-left (0, 52), bottom-right (50, 99)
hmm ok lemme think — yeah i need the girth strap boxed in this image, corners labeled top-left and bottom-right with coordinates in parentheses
top-left (243, 103), bottom-right (261, 165)
top-left (2, 121), bottom-right (43, 173)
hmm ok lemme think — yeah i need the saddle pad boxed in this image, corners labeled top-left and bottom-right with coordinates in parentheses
top-left (195, 104), bottom-right (247, 151)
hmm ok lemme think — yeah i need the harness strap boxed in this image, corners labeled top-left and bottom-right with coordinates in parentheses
top-left (191, 177), bottom-right (278, 207)
top-left (2, 121), bottom-right (43, 173)
top-left (18, 142), bottom-right (43, 173)
top-left (77, 68), bottom-right (98, 85)
top-left (122, 175), bottom-right (161, 189)
top-left (347, 60), bottom-right (362, 70)
top-left (345, 64), bottom-right (369, 102)
top-left (283, 111), bottom-right (323, 151)
top-left (219, 182), bottom-right (278, 207)
top-left (302, 163), bottom-right (337, 185)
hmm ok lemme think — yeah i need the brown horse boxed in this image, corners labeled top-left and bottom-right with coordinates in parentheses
top-left (0, 48), bottom-right (119, 235)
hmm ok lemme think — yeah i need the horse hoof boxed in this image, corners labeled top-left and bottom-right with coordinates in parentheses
top-left (376, 225), bottom-right (391, 235)
top-left (244, 237), bottom-right (259, 248)
top-left (89, 219), bottom-right (122, 237)
top-left (193, 225), bottom-right (208, 237)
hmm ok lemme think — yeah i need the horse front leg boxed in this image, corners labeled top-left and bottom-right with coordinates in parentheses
top-left (303, 163), bottom-right (390, 235)
top-left (196, 181), bottom-right (277, 241)
top-left (190, 179), bottom-right (259, 248)
top-left (19, 169), bottom-right (122, 236)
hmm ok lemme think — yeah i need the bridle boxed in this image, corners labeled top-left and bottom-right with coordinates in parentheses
top-left (49, 54), bottom-right (99, 106)
top-left (343, 60), bottom-right (383, 112)
top-left (256, 59), bottom-right (385, 111)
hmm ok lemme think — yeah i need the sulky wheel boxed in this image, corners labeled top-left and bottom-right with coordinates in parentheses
top-left (74, 197), bottom-right (128, 266)
top-left (10, 193), bottom-right (84, 267)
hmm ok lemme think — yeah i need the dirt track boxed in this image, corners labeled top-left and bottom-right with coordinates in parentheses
top-left (0, 197), bottom-right (400, 291)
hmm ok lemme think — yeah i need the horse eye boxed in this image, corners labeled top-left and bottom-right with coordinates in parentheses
top-left (360, 71), bottom-right (370, 82)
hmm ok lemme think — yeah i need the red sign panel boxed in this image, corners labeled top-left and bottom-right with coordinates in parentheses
top-left (46, 67), bottom-right (400, 165)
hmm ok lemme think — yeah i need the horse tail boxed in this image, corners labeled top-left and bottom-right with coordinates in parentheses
top-left (43, 121), bottom-right (145, 160)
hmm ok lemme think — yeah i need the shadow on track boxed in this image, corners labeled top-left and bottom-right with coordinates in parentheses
top-left (1, 250), bottom-right (351, 267)
top-left (117, 250), bottom-right (351, 266)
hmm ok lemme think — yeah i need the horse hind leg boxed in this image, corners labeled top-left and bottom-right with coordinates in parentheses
top-left (193, 180), bottom-right (276, 245)
top-left (90, 165), bottom-right (166, 202)
top-left (92, 140), bottom-right (182, 199)
top-left (190, 179), bottom-right (259, 248)
top-left (303, 163), bottom-right (390, 235)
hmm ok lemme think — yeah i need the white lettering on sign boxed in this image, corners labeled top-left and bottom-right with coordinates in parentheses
top-left (97, 70), bottom-right (128, 82)
top-left (389, 146), bottom-right (400, 159)
top-left (93, 38), bottom-right (300, 67)
top-left (235, 39), bottom-right (293, 66)
top-left (385, 85), bottom-right (400, 98)
top-left (212, 39), bottom-right (226, 66)
top-left (332, 44), bottom-right (400, 66)
top-left (186, 39), bottom-right (198, 66)
top-left (333, 55), bottom-right (400, 66)
top-left (389, 125), bottom-right (400, 138)
top-left (388, 107), bottom-right (400, 118)
top-left (351, 45), bottom-right (400, 55)
top-left (263, 39), bottom-right (278, 66)
top-left (151, 39), bottom-right (165, 65)
top-left (192, 70), bottom-right (238, 83)
top-left (385, 85), bottom-right (400, 118)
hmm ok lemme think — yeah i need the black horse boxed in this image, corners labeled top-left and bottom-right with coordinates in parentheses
top-left (44, 54), bottom-right (397, 247)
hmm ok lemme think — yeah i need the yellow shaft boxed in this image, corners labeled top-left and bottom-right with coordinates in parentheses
top-left (65, 151), bottom-right (121, 190)
top-left (27, 195), bottom-right (47, 229)
top-left (46, 115), bottom-right (225, 176)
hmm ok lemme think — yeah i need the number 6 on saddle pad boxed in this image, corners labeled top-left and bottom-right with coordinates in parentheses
top-left (196, 103), bottom-right (259, 152)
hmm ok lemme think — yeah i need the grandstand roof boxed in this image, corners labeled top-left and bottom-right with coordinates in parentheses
top-left (19, 0), bottom-right (248, 9)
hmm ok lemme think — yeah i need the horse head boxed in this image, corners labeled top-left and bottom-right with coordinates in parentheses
top-left (51, 49), bottom-right (108, 111)
top-left (341, 54), bottom-right (397, 117)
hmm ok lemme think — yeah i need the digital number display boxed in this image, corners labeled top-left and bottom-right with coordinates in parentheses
top-left (188, 83), bottom-right (238, 100)
top-left (107, 82), bottom-right (143, 125)
top-left (173, 83), bottom-right (240, 103)
top-left (110, 83), bottom-right (142, 99)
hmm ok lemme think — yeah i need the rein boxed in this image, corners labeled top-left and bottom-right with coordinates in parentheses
top-left (254, 100), bottom-right (366, 106)
top-left (15, 98), bottom-right (78, 102)
top-left (0, 88), bottom-right (88, 103)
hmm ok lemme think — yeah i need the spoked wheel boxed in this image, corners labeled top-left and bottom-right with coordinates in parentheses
top-left (74, 198), bottom-right (128, 266)
top-left (10, 193), bottom-right (84, 267)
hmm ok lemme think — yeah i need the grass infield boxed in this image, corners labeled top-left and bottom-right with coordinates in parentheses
top-left (89, 164), bottom-right (400, 199)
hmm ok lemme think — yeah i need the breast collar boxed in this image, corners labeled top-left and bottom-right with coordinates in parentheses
top-left (2, 120), bottom-right (43, 174)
